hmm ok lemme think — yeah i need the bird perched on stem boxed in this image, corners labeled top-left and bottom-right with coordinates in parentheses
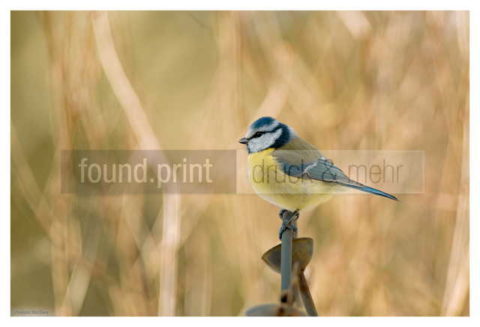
top-left (239, 117), bottom-right (397, 238)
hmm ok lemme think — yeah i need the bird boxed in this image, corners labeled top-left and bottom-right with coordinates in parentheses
top-left (239, 116), bottom-right (397, 238)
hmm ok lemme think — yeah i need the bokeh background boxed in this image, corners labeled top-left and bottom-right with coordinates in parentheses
top-left (11, 11), bottom-right (469, 316)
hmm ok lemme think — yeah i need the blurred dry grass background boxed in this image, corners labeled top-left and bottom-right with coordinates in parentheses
top-left (11, 11), bottom-right (469, 316)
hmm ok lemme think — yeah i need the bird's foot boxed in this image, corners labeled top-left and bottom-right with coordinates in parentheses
top-left (278, 224), bottom-right (298, 240)
top-left (278, 209), bottom-right (300, 240)
top-left (279, 209), bottom-right (289, 219)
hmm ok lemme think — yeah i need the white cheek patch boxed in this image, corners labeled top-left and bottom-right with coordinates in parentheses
top-left (248, 128), bottom-right (283, 153)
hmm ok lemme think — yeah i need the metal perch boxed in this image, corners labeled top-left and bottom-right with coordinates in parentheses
top-left (279, 209), bottom-right (298, 292)
top-left (246, 210), bottom-right (318, 316)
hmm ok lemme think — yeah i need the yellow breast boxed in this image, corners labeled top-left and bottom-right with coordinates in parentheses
top-left (247, 149), bottom-right (334, 211)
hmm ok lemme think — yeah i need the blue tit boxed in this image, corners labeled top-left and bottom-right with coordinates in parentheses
top-left (239, 117), bottom-right (397, 214)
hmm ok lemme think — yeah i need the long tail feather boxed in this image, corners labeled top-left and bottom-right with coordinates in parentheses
top-left (341, 183), bottom-right (398, 201)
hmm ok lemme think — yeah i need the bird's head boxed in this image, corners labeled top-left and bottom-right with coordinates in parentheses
top-left (239, 117), bottom-right (293, 153)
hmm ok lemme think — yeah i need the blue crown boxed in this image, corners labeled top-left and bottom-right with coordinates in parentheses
top-left (251, 116), bottom-right (276, 129)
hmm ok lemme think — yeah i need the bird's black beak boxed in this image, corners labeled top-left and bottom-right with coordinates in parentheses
top-left (239, 137), bottom-right (248, 144)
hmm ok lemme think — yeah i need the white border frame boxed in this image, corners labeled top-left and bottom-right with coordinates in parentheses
top-left (2, 1), bottom-right (478, 326)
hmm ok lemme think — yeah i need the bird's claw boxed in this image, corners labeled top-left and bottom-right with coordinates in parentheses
top-left (278, 209), bottom-right (300, 240)
top-left (279, 209), bottom-right (289, 219)
top-left (278, 223), bottom-right (298, 240)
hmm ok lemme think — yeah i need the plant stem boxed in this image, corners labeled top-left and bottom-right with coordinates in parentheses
top-left (299, 272), bottom-right (318, 316)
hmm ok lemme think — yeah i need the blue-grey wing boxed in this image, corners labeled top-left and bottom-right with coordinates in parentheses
top-left (272, 144), bottom-right (351, 183)
top-left (273, 150), bottom-right (398, 201)
top-left (276, 155), bottom-right (355, 185)
top-left (304, 159), bottom-right (398, 200)
top-left (303, 159), bottom-right (355, 184)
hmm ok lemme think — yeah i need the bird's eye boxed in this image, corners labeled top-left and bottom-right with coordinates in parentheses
top-left (252, 131), bottom-right (265, 138)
